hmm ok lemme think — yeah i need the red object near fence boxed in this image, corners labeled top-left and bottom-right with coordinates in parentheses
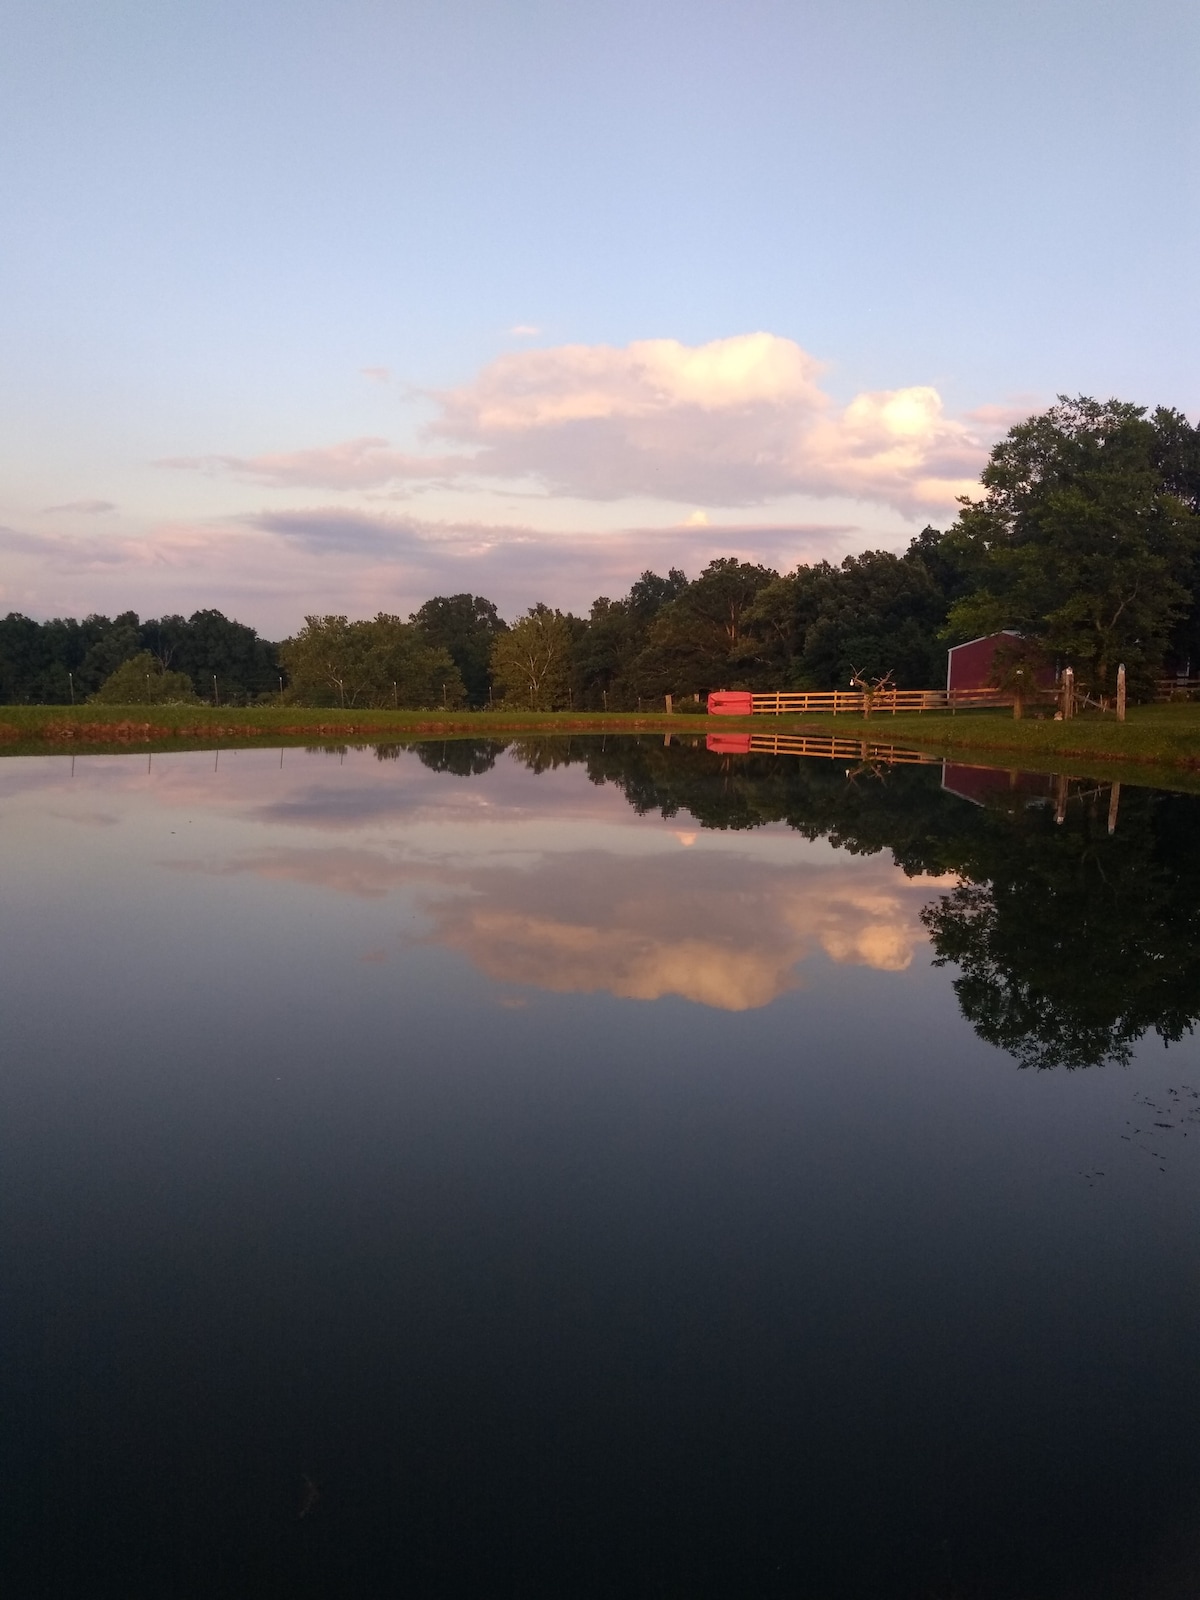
top-left (707, 691), bottom-right (754, 715)
top-left (706, 733), bottom-right (753, 753)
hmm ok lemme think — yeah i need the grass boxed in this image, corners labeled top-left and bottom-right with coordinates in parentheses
top-left (0, 700), bottom-right (1197, 786)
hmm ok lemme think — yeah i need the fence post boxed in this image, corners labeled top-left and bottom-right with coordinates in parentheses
top-left (1060, 667), bottom-right (1075, 720)
top-left (1116, 663), bottom-right (1126, 723)
top-left (664, 693), bottom-right (673, 714)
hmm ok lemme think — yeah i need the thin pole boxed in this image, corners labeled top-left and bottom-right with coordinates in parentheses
top-left (1116, 663), bottom-right (1126, 722)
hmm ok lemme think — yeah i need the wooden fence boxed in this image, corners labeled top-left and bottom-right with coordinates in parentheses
top-left (1155, 678), bottom-right (1200, 702)
top-left (745, 686), bottom-right (1015, 716)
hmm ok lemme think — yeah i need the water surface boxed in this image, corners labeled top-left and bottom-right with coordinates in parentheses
top-left (3, 738), bottom-right (1199, 1598)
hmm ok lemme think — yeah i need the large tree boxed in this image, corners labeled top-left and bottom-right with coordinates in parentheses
top-left (490, 604), bottom-right (577, 709)
top-left (945, 397), bottom-right (1200, 694)
top-left (631, 558), bottom-right (776, 696)
top-left (410, 594), bottom-right (507, 707)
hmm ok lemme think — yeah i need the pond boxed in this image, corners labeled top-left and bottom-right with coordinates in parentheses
top-left (3, 737), bottom-right (1200, 1598)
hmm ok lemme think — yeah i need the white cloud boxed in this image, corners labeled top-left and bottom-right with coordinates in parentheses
top-left (162, 333), bottom-right (991, 512)
top-left (359, 366), bottom-right (391, 383)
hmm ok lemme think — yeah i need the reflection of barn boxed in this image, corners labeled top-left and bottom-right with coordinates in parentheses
top-left (945, 631), bottom-right (1057, 694)
top-left (940, 762), bottom-right (1056, 807)
top-left (941, 762), bottom-right (1123, 832)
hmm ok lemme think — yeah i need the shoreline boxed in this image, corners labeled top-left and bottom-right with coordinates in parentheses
top-left (1, 702), bottom-right (1197, 787)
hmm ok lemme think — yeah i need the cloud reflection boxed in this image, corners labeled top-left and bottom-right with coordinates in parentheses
top-left (199, 844), bottom-right (943, 1010)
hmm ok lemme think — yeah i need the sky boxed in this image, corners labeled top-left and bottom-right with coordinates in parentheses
top-left (2, 0), bottom-right (1196, 637)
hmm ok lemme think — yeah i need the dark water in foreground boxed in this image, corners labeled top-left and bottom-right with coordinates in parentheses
top-left (3, 737), bottom-right (1200, 1599)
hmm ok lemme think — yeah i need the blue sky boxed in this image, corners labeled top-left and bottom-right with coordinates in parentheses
top-left (2, 0), bottom-right (1196, 634)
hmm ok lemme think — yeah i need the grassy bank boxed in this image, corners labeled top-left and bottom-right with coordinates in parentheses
top-left (0, 701), bottom-right (1197, 781)
top-left (774, 701), bottom-right (1200, 771)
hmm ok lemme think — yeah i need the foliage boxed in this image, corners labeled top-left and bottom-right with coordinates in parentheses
top-left (279, 615), bottom-right (465, 708)
top-left (143, 609), bottom-right (281, 700)
top-left (945, 397), bottom-right (1200, 695)
top-left (632, 558), bottom-right (777, 696)
top-left (410, 594), bottom-right (507, 707)
top-left (89, 651), bottom-right (199, 704)
top-left (736, 532), bottom-right (964, 691)
top-left (489, 604), bottom-right (578, 709)
top-left (0, 608), bottom-right (279, 704)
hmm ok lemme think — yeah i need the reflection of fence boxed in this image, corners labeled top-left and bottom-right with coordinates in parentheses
top-left (707, 731), bottom-right (939, 765)
top-left (709, 687), bottom-right (1015, 717)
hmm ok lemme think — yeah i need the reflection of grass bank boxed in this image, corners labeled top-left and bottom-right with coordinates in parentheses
top-left (0, 702), bottom-right (1197, 784)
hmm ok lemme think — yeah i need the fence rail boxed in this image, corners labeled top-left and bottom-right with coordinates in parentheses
top-left (743, 686), bottom-right (1014, 716)
top-left (1154, 678), bottom-right (1200, 701)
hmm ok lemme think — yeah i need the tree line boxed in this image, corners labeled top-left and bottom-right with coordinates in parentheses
top-left (3, 396), bottom-right (1198, 707)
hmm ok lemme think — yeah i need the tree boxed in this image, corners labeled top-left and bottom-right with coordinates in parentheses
top-left (89, 651), bottom-right (198, 704)
top-left (490, 604), bottom-right (576, 709)
top-left (411, 594), bottom-right (507, 707)
top-left (945, 397), bottom-right (1200, 695)
top-left (569, 571), bottom-right (691, 709)
top-left (631, 558), bottom-right (776, 696)
top-left (279, 615), bottom-right (464, 708)
top-left (143, 610), bottom-right (281, 702)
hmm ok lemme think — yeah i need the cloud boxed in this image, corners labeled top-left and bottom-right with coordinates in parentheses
top-left (42, 499), bottom-right (117, 515)
top-left (246, 506), bottom-right (858, 602)
top-left (508, 324), bottom-right (541, 337)
top-left (359, 366), bottom-right (390, 383)
top-left (0, 506), bottom-right (860, 631)
top-left (425, 332), bottom-right (986, 511)
top-left (159, 437), bottom-right (461, 491)
top-left (163, 333), bottom-right (990, 512)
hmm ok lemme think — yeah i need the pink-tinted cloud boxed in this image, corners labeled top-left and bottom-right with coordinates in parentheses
top-left (0, 510), bottom-right (862, 631)
top-left (159, 437), bottom-right (461, 491)
top-left (163, 333), bottom-right (990, 512)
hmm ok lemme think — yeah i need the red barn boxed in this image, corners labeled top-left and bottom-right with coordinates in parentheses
top-left (945, 631), bottom-right (1056, 694)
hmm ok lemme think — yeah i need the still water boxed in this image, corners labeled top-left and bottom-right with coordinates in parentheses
top-left (2, 737), bottom-right (1200, 1598)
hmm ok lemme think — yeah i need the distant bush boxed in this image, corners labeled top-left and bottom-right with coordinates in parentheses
top-left (89, 651), bottom-right (199, 705)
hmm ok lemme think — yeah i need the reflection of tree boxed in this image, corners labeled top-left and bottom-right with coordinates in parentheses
top-left (414, 739), bottom-right (502, 776)
top-left (921, 791), bottom-right (1200, 1069)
